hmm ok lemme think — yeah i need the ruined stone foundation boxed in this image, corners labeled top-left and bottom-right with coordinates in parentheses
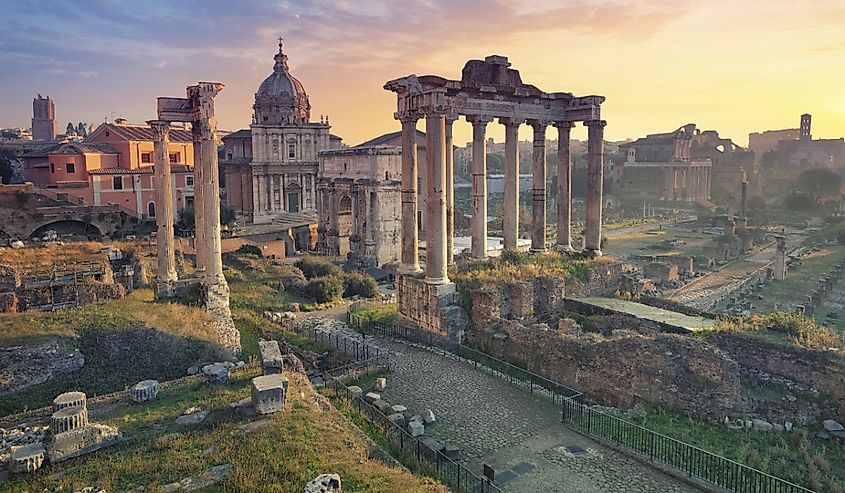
top-left (205, 280), bottom-right (241, 357)
top-left (396, 273), bottom-right (467, 345)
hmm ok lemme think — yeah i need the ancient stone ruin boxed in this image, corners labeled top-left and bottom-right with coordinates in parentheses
top-left (304, 473), bottom-right (341, 493)
top-left (384, 55), bottom-right (606, 342)
top-left (45, 391), bottom-right (121, 464)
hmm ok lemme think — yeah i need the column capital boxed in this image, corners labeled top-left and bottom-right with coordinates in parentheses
top-left (499, 117), bottom-right (525, 127)
top-left (445, 110), bottom-right (459, 124)
top-left (554, 121), bottom-right (576, 130)
top-left (395, 112), bottom-right (421, 123)
top-left (584, 119), bottom-right (608, 128)
top-left (146, 120), bottom-right (171, 140)
top-left (527, 119), bottom-right (551, 130)
top-left (466, 115), bottom-right (494, 126)
top-left (422, 106), bottom-right (447, 118)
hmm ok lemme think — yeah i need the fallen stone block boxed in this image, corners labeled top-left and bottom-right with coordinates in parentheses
top-left (233, 418), bottom-right (274, 437)
top-left (304, 473), bottom-right (341, 493)
top-left (406, 420), bottom-right (424, 437)
top-left (163, 463), bottom-right (233, 492)
top-left (10, 442), bottom-right (46, 473)
top-left (373, 400), bottom-right (392, 415)
top-left (420, 437), bottom-right (444, 458)
top-left (752, 419), bottom-right (773, 432)
top-left (390, 404), bottom-right (407, 414)
top-left (251, 374), bottom-right (289, 415)
top-left (363, 392), bottom-right (380, 404)
top-left (131, 380), bottom-right (160, 403)
top-left (202, 362), bottom-right (234, 383)
top-left (443, 445), bottom-right (460, 460)
top-left (175, 408), bottom-right (209, 427)
top-left (259, 340), bottom-right (284, 375)
top-left (824, 419), bottom-right (844, 432)
top-left (374, 378), bottom-right (387, 391)
top-left (46, 423), bottom-right (121, 464)
top-left (347, 386), bottom-right (363, 399)
top-left (422, 409), bottom-right (436, 425)
top-left (387, 413), bottom-right (406, 426)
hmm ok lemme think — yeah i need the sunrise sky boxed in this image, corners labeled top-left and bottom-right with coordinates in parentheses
top-left (2, 0), bottom-right (844, 147)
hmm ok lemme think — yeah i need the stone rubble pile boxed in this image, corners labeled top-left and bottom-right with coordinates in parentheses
top-left (262, 310), bottom-right (297, 324)
top-left (249, 339), bottom-right (290, 415)
top-left (304, 473), bottom-right (342, 493)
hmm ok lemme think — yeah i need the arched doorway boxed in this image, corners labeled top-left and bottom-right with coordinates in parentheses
top-left (29, 220), bottom-right (102, 241)
top-left (286, 182), bottom-right (302, 213)
top-left (337, 195), bottom-right (353, 257)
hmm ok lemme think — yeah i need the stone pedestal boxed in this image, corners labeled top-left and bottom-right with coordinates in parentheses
top-left (51, 405), bottom-right (88, 435)
top-left (46, 423), bottom-right (120, 464)
top-left (259, 339), bottom-right (284, 375)
top-left (251, 374), bottom-right (289, 415)
top-left (10, 443), bottom-right (46, 473)
top-left (396, 273), bottom-right (467, 345)
top-left (130, 380), bottom-right (161, 403)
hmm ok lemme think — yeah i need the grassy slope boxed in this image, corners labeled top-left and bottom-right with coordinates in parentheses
top-left (2, 369), bottom-right (446, 493)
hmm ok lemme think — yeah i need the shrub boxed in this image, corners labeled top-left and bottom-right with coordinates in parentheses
top-left (343, 272), bottom-right (379, 298)
top-left (235, 244), bottom-right (262, 256)
top-left (500, 249), bottom-right (528, 265)
top-left (295, 256), bottom-right (341, 279)
top-left (304, 276), bottom-right (344, 303)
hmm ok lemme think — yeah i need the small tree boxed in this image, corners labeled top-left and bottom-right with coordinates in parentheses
top-left (795, 168), bottom-right (843, 205)
top-left (343, 272), bottom-right (379, 298)
top-left (304, 276), bottom-right (344, 303)
top-left (295, 256), bottom-right (341, 279)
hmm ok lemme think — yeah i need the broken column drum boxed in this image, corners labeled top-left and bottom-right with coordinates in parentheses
top-left (385, 55), bottom-right (606, 338)
top-left (52, 391), bottom-right (87, 412)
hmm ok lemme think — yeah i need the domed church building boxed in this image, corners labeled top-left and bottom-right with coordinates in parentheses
top-left (223, 40), bottom-right (343, 224)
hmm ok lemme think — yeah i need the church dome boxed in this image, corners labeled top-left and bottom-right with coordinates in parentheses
top-left (253, 41), bottom-right (311, 125)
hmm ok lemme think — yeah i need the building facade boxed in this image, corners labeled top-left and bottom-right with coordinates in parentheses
top-left (223, 41), bottom-right (342, 223)
top-left (317, 146), bottom-right (402, 268)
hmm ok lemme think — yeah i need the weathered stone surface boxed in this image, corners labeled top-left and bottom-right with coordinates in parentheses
top-left (251, 374), bottom-right (289, 415)
top-left (229, 397), bottom-right (256, 416)
top-left (202, 362), bottom-right (234, 383)
top-left (422, 409), bottom-right (436, 425)
top-left (752, 419), bottom-right (773, 432)
top-left (10, 442), bottom-right (46, 473)
top-left (259, 339), bottom-right (284, 375)
top-left (824, 419), bottom-right (844, 432)
top-left (304, 473), bottom-right (341, 493)
top-left (175, 408), bottom-right (209, 426)
top-left (130, 379), bottom-right (160, 403)
top-left (389, 404), bottom-right (407, 414)
top-left (387, 413), bottom-right (405, 426)
top-left (0, 345), bottom-right (85, 397)
top-left (46, 423), bottom-right (120, 463)
top-left (406, 420), bottom-right (424, 437)
top-left (52, 391), bottom-right (87, 412)
top-left (372, 400), bottom-right (392, 415)
top-left (374, 378), bottom-right (387, 391)
top-left (233, 418), bottom-right (274, 437)
top-left (347, 386), bottom-right (363, 399)
top-left (363, 392), bottom-right (380, 403)
top-left (51, 405), bottom-right (89, 435)
top-left (163, 463), bottom-right (233, 492)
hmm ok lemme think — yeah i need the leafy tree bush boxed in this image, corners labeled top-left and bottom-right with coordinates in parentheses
top-left (294, 256), bottom-right (341, 279)
top-left (343, 272), bottom-right (379, 298)
top-left (795, 168), bottom-right (843, 205)
top-left (235, 244), bottom-right (262, 256)
top-left (303, 276), bottom-right (344, 303)
top-left (500, 249), bottom-right (528, 265)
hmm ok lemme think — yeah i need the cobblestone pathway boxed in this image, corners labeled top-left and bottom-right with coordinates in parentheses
top-left (308, 318), bottom-right (701, 493)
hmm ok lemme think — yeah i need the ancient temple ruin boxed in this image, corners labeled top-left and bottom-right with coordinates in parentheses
top-left (151, 82), bottom-right (241, 355)
top-left (385, 55), bottom-right (606, 339)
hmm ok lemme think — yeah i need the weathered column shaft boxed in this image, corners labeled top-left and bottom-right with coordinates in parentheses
top-left (399, 115), bottom-right (421, 274)
top-left (556, 122), bottom-right (574, 251)
top-left (585, 120), bottom-right (606, 253)
top-left (251, 174), bottom-right (259, 220)
top-left (424, 111), bottom-right (448, 284)
top-left (469, 116), bottom-right (491, 258)
top-left (502, 118), bottom-right (521, 250)
top-left (445, 117), bottom-right (456, 265)
top-left (530, 121), bottom-right (547, 252)
top-left (192, 129), bottom-right (206, 272)
top-left (150, 120), bottom-right (177, 283)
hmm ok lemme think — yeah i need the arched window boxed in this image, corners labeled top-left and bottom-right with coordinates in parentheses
top-left (147, 201), bottom-right (156, 218)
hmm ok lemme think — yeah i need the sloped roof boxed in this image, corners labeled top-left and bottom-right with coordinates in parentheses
top-left (21, 141), bottom-right (119, 158)
top-left (222, 129), bottom-right (252, 140)
top-left (91, 122), bottom-right (194, 143)
top-left (88, 164), bottom-right (194, 175)
top-left (355, 129), bottom-right (426, 148)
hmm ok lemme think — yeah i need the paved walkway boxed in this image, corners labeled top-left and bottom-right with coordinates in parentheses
top-left (309, 318), bottom-right (701, 493)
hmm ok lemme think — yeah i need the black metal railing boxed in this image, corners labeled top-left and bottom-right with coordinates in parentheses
top-left (348, 311), bottom-right (453, 349)
top-left (323, 368), bottom-right (502, 493)
top-left (307, 326), bottom-right (382, 363)
top-left (561, 400), bottom-right (814, 493)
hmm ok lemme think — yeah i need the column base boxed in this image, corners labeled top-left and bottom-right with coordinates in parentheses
top-left (585, 248), bottom-right (603, 257)
top-left (555, 244), bottom-right (575, 253)
top-left (396, 274), bottom-right (466, 347)
top-left (398, 263), bottom-right (423, 275)
top-left (425, 276), bottom-right (451, 285)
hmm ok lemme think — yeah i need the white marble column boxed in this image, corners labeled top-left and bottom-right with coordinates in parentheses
top-left (445, 114), bottom-right (457, 265)
top-left (398, 114), bottom-right (422, 274)
top-left (501, 118), bottom-right (523, 250)
top-left (530, 120), bottom-right (548, 252)
top-left (555, 122), bottom-right (575, 251)
top-left (468, 115), bottom-right (491, 259)
top-left (149, 120), bottom-right (177, 283)
top-left (424, 109), bottom-right (448, 284)
top-left (584, 119), bottom-right (606, 254)
top-left (191, 125), bottom-right (206, 272)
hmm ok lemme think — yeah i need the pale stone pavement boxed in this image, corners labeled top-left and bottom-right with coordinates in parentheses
top-left (309, 317), bottom-right (702, 493)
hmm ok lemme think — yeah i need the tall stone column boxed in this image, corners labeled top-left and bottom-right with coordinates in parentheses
top-left (529, 121), bottom-right (548, 252)
top-left (584, 120), bottom-right (606, 254)
top-left (555, 122), bottom-right (575, 251)
top-left (424, 109), bottom-right (448, 284)
top-left (501, 118), bottom-right (522, 250)
top-left (398, 114), bottom-right (422, 274)
top-left (445, 114), bottom-right (457, 265)
top-left (251, 174), bottom-right (259, 220)
top-left (468, 116), bottom-right (491, 258)
top-left (149, 120), bottom-right (178, 284)
top-left (192, 125), bottom-right (206, 272)
top-left (191, 83), bottom-right (226, 286)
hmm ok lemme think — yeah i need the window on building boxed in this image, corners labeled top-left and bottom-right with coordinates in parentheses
top-left (113, 176), bottom-right (123, 190)
top-left (288, 144), bottom-right (296, 159)
top-left (66, 163), bottom-right (75, 174)
top-left (169, 152), bottom-right (180, 163)
top-left (186, 176), bottom-right (194, 187)
top-left (141, 152), bottom-right (152, 163)
top-left (147, 202), bottom-right (156, 218)
top-left (50, 163), bottom-right (55, 173)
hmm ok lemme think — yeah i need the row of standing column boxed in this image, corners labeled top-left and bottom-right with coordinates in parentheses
top-left (398, 112), bottom-right (606, 283)
top-left (252, 174), bottom-right (316, 212)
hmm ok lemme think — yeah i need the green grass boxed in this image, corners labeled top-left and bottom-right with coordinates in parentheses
top-left (622, 404), bottom-right (845, 492)
top-left (3, 370), bottom-right (447, 493)
top-left (351, 304), bottom-right (398, 325)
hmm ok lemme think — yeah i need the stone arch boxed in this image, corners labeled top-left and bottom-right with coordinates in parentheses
top-left (337, 194), bottom-right (353, 257)
top-left (286, 182), bottom-right (302, 213)
top-left (29, 220), bottom-right (102, 241)
top-left (147, 201), bottom-right (156, 219)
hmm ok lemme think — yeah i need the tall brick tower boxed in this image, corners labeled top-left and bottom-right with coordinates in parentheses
top-left (32, 94), bottom-right (58, 140)
top-left (799, 113), bottom-right (812, 141)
